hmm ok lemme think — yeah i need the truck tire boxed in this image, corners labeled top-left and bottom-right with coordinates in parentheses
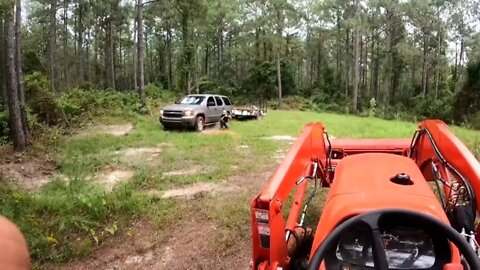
top-left (194, 116), bottom-right (205, 132)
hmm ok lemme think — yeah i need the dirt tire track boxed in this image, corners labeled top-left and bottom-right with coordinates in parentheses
top-left (50, 169), bottom-right (272, 270)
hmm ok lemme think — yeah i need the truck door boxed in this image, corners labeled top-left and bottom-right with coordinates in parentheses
top-left (206, 96), bottom-right (217, 123)
top-left (214, 96), bottom-right (225, 121)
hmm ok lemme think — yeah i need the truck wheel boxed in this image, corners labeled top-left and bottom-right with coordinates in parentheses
top-left (162, 125), bottom-right (172, 131)
top-left (194, 116), bottom-right (204, 132)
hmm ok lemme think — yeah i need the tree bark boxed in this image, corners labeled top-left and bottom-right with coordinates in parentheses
top-left (137, 0), bottom-right (146, 107)
top-left (353, 28), bottom-right (361, 113)
top-left (167, 27), bottom-right (173, 90)
top-left (85, 30), bottom-right (91, 83)
top-left (179, 1), bottom-right (192, 93)
top-left (15, 0), bottom-right (29, 142)
top-left (63, 0), bottom-right (69, 89)
top-left (77, 0), bottom-right (84, 84)
top-left (435, 29), bottom-right (441, 100)
top-left (0, 18), bottom-right (6, 106)
top-left (105, 18), bottom-right (115, 90)
top-left (204, 45), bottom-right (209, 76)
top-left (49, 0), bottom-right (58, 91)
top-left (422, 32), bottom-right (429, 97)
top-left (133, 4), bottom-right (138, 91)
top-left (5, 6), bottom-right (27, 151)
top-left (344, 29), bottom-right (350, 99)
top-left (275, 4), bottom-right (284, 109)
top-left (455, 38), bottom-right (465, 93)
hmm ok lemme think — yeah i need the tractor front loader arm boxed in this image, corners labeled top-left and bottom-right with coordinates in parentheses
top-left (250, 123), bottom-right (329, 270)
top-left (411, 120), bottom-right (480, 234)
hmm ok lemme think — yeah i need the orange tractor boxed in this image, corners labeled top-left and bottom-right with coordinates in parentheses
top-left (250, 120), bottom-right (480, 270)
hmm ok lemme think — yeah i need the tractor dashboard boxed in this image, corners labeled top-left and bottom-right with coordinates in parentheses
top-left (335, 225), bottom-right (438, 269)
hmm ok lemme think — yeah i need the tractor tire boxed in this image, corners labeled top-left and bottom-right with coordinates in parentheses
top-left (194, 116), bottom-right (205, 132)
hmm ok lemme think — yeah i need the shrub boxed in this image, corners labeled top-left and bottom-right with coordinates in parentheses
top-left (466, 112), bottom-right (480, 130)
top-left (24, 72), bottom-right (65, 126)
top-left (0, 108), bottom-right (9, 144)
top-left (145, 83), bottom-right (173, 101)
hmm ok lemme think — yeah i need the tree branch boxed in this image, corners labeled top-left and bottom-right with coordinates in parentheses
top-left (142, 0), bottom-right (160, 7)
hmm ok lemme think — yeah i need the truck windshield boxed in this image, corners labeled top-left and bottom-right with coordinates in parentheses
top-left (180, 96), bottom-right (205, 105)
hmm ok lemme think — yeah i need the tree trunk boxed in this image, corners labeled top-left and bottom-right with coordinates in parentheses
top-left (0, 18), bottom-right (6, 105)
top-left (435, 29), bottom-right (441, 100)
top-left (336, 8), bottom-right (341, 74)
top-left (15, 0), bottom-right (29, 142)
top-left (133, 5), bottom-right (138, 91)
top-left (167, 27), bottom-right (173, 90)
top-left (63, 0), bottom-right (69, 89)
top-left (454, 41), bottom-right (458, 82)
top-left (179, 2), bottom-right (192, 93)
top-left (422, 32), bottom-right (428, 97)
top-left (277, 54), bottom-right (283, 109)
top-left (455, 38), bottom-right (465, 93)
top-left (77, 0), bottom-right (84, 84)
top-left (204, 45), bottom-right (209, 76)
top-left (276, 4), bottom-right (283, 110)
top-left (4, 6), bottom-right (27, 151)
top-left (49, 0), bottom-right (58, 91)
top-left (85, 30), bottom-right (91, 83)
top-left (137, 0), bottom-right (146, 107)
top-left (105, 19), bottom-right (115, 90)
top-left (384, 8), bottom-right (394, 116)
top-left (255, 27), bottom-right (260, 62)
top-left (145, 27), bottom-right (150, 85)
top-left (369, 31), bottom-right (375, 100)
top-left (353, 28), bottom-right (361, 113)
top-left (344, 29), bottom-right (350, 99)
top-left (411, 49), bottom-right (417, 95)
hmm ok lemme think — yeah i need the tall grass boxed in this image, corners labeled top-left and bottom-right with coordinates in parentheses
top-left (3, 107), bottom-right (480, 266)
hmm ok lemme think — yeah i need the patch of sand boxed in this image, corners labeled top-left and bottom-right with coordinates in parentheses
top-left (115, 147), bottom-right (162, 157)
top-left (201, 129), bottom-right (236, 136)
top-left (94, 168), bottom-right (134, 192)
top-left (98, 124), bottom-right (134, 136)
top-left (163, 166), bottom-right (212, 177)
top-left (146, 182), bottom-right (238, 199)
top-left (264, 135), bottom-right (297, 141)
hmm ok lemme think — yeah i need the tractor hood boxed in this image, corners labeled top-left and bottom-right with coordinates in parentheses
top-left (310, 153), bottom-right (449, 256)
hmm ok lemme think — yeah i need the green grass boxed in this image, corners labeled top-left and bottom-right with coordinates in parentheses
top-left (2, 109), bottom-right (480, 266)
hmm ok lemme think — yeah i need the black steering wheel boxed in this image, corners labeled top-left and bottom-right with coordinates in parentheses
top-left (308, 209), bottom-right (480, 270)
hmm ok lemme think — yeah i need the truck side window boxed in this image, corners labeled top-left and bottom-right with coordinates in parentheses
top-left (207, 97), bottom-right (216, 106)
top-left (222, 97), bottom-right (231, 105)
top-left (215, 96), bottom-right (224, 106)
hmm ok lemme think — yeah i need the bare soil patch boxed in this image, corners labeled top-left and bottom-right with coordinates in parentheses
top-left (0, 155), bottom-right (57, 190)
top-left (55, 169), bottom-right (273, 270)
top-left (115, 147), bottom-right (162, 157)
top-left (49, 220), bottom-right (167, 270)
top-left (146, 182), bottom-right (239, 199)
top-left (163, 165), bottom-right (213, 177)
top-left (98, 123), bottom-right (134, 136)
top-left (77, 123), bottom-right (134, 137)
top-left (114, 145), bottom-right (167, 165)
top-left (93, 167), bottom-right (134, 192)
top-left (264, 135), bottom-right (297, 141)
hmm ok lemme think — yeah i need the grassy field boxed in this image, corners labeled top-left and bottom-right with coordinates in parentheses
top-left (2, 109), bottom-right (480, 268)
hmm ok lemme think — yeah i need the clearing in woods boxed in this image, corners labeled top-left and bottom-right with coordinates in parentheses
top-left (2, 110), bottom-right (480, 269)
